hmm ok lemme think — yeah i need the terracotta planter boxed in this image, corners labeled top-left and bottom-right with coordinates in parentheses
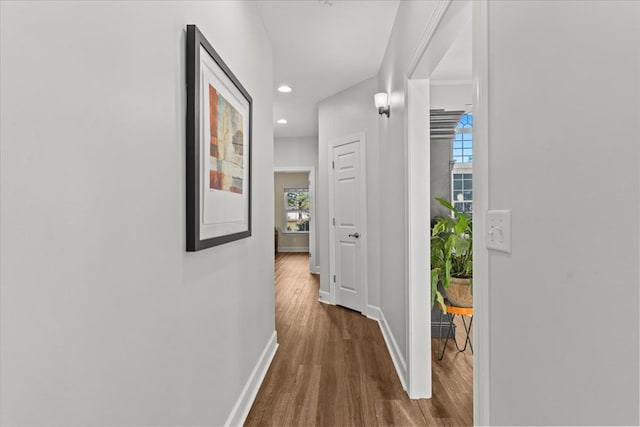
top-left (445, 277), bottom-right (472, 307)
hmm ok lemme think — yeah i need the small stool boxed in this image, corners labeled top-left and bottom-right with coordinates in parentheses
top-left (438, 304), bottom-right (473, 360)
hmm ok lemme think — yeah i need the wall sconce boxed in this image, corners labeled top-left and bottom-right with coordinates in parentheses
top-left (374, 92), bottom-right (390, 117)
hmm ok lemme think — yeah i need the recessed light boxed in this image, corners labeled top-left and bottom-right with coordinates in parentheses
top-left (277, 119), bottom-right (287, 124)
top-left (277, 85), bottom-right (292, 93)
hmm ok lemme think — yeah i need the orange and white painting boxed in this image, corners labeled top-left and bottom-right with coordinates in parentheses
top-left (208, 84), bottom-right (244, 194)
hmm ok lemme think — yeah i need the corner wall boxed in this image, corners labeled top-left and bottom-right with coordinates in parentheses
top-left (377, 0), bottom-right (439, 367)
top-left (274, 137), bottom-right (318, 169)
top-left (0, 1), bottom-right (275, 425)
top-left (485, 1), bottom-right (639, 424)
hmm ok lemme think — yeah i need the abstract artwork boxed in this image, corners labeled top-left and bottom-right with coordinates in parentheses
top-left (208, 85), bottom-right (244, 194)
top-left (186, 25), bottom-right (252, 251)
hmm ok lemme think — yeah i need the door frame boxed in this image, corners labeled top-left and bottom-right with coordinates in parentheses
top-left (274, 166), bottom-right (317, 274)
top-left (327, 132), bottom-right (368, 311)
top-left (404, 0), bottom-right (468, 400)
top-left (471, 2), bottom-right (490, 423)
top-left (404, 0), bottom-right (491, 422)
top-left (404, 79), bottom-right (432, 398)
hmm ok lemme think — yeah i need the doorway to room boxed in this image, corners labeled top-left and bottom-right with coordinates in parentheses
top-left (405, 0), bottom-right (486, 422)
top-left (273, 167), bottom-right (316, 274)
top-left (426, 1), bottom-right (474, 391)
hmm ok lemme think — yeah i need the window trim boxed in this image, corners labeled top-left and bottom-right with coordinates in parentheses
top-left (451, 114), bottom-right (473, 214)
top-left (451, 170), bottom-right (473, 215)
top-left (283, 186), bottom-right (310, 234)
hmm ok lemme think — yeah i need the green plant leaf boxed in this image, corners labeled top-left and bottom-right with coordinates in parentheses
top-left (436, 291), bottom-right (446, 313)
top-left (454, 214), bottom-right (469, 235)
top-left (443, 258), bottom-right (451, 289)
top-left (431, 195), bottom-right (472, 286)
top-left (430, 269), bottom-right (439, 308)
top-left (453, 238), bottom-right (470, 255)
top-left (435, 197), bottom-right (458, 215)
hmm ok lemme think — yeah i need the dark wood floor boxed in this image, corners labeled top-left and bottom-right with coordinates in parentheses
top-left (245, 253), bottom-right (472, 426)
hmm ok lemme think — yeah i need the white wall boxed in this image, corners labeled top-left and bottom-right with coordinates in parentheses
top-left (430, 82), bottom-right (472, 111)
top-left (377, 0), bottom-right (439, 366)
top-left (274, 136), bottom-right (318, 169)
top-left (0, 1), bottom-right (275, 426)
top-left (485, 1), bottom-right (640, 425)
top-left (318, 77), bottom-right (380, 308)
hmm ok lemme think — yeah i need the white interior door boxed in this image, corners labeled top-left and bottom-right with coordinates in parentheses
top-left (331, 138), bottom-right (365, 313)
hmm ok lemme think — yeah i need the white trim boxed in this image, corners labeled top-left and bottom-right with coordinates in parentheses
top-left (430, 79), bottom-right (474, 86)
top-left (274, 166), bottom-right (317, 275)
top-left (405, 79), bottom-right (431, 399)
top-left (224, 331), bottom-right (278, 427)
top-left (327, 132), bottom-right (368, 313)
top-left (406, 0), bottom-right (452, 77)
top-left (367, 306), bottom-right (409, 394)
top-left (404, 0), bottom-right (471, 402)
top-left (377, 308), bottom-right (407, 391)
top-left (318, 290), bottom-right (332, 305)
top-left (273, 166), bottom-right (313, 172)
top-left (452, 163), bottom-right (473, 173)
top-left (365, 304), bottom-right (381, 321)
top-left (472, 1), bottom-right (491, 425)
top-left (276, 247), bottom-right (309, 253)
top-left (327, 140), bottom-right (337, 306)
top-left (359, 138), bottom-right (369, 314)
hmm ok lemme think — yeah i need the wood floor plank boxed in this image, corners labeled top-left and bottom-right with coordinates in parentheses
top-left (244, 253), bottom-right (473, 426)
top-left (375, 400), bottom-right (430, 427)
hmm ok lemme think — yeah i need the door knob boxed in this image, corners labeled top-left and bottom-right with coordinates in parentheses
top-left (348, 232), bottom-right (360, 239)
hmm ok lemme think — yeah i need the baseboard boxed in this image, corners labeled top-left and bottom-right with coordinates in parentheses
top-left (312, 265), bottom-right (321, 275)
top-left (365, 304), bottom-right (381, 321)
top-left (318, 290), bottom-right (332, 304)
top-left (225, 331), bottom-right (278, 427)
top-left (376, 309), bottom-right (407, 391)
top-left (277, 247), bottom-right (309, 253)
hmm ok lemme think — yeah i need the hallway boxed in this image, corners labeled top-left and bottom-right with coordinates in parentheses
top-left (245, 253), bottom-right (472, 426)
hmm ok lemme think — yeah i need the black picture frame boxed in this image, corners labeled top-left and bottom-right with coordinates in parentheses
top-left (186, 24), bottom-right (252, 251)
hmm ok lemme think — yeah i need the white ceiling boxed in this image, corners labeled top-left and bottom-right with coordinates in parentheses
top-left (256, 0), bottom-right (401, 138)
top-left (257, 0), bottom-right (472, 138)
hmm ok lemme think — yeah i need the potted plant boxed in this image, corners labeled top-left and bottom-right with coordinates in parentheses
top-left (430, 197), bottom-right (472, 312)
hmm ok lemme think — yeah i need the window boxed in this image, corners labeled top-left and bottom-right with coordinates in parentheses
top-left (451, 114), bottom-right (472, 214)
top-left (452, 173), bottom-right (473, 214)
top-left (284, 187), bottom-right (310, 233)
top-left (452, 114), bottom-right (473, 163)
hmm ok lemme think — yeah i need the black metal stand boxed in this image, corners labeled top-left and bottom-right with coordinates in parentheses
top-left (438, 308), bottom-right (473, 360)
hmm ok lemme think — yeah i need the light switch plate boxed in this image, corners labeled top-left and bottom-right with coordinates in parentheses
top-left (486, 209), bottom-right (511, 253)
